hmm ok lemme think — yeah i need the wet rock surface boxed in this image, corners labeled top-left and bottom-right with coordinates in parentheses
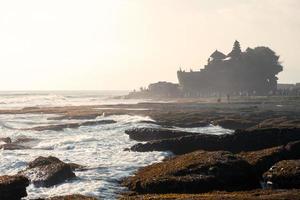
top-left (130, 128), bottom-right (300, 155)
top-left (0, 136), bottom-right (37, 150)
top-left (0, 175), bottom-right (29, 200)
top-left (125, 128), bottom-right (198, 141)
top-left (0, 143), bottom-right (30, 150)
top-left (239, 140), bottom-right (300, 175)
top-left (123, 151), bottom-right (259, 194)
top-left (252, 117), bottom-right (300, 129)
top-left (0, 137), bottom-right (12, 143)
top-left (263, 160), bottom-right (300, 189)
top-left (212, 118), bottom-right (256, 130)
top-left (120, 189), bottom-right (300, 200)
top-left (148, 111), bottom-right (211, 128)
top-left (18, 156), bottom-right (76, 187)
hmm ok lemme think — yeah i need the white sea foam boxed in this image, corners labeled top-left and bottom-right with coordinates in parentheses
top-left (0, 114), bottom-right (170, 199)
top-left (0, 92), bottom-right (232, 199)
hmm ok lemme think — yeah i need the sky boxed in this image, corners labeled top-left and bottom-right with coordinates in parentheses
top-left (0, 0), bottom-right (299, 90)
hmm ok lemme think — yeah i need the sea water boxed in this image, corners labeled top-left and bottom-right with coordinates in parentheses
top-left (0, 91), bottom-right (233, 199)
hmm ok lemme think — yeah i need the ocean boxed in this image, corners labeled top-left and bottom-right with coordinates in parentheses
top-left (0, 91), bottom-right (233, 199)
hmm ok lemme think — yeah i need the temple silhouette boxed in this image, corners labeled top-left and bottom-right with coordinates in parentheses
top-left (177, 41), bottom-right (283, 96)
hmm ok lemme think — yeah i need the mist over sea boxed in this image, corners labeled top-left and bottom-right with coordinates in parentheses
top-left (0, 91), bottom-right (232, 199)
top-left (0, 90), bottom-right (136, 109)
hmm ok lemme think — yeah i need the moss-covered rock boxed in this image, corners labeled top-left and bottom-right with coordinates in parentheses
top-left (123, 151), bottom-right (259, 194)
top-left (263, 160), bottom-right (300, 189)
top-left (18, 156), bottom-right (76, 187)
top-left (120, 189), bottom-right (300, 200)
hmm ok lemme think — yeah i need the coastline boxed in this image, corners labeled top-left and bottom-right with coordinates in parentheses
top-left (0, 96), bottom-right (300, 199)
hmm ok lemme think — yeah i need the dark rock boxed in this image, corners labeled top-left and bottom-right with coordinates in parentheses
top-left (0, 143), bottom-right (30, 150)
top-left (285, 140), bottom-right (300, 159)
top-left (238, 146), bottom-right (286, 176)
top-left (253, 117), bottom-right (300, 129)
top-left (123, 151), bottom-right (259, 194)
top-left (125, 128), bottom-right (197, 141)
top-left (0, 137), bottom-right (12, 143)
top-left (120, 189), bottom-right (300, 200)
top-left (124, 148), bottom-right (130, 151)
top-left (130, 128), bottom-right (300, 155)
top-left (14, 136), bottom-right (37, 144)
top-left (149, 111), bottom-right (210, 128)
top-left (213, 118), bottom-right (256, 130)
top-left (0, 137), bottom-right (38, 150)
top-left (0, 175), bottom-right (29, 200)
top-left (239, 140), bottom-right (300, 176)
top-left (130, 133), bottom-right (223, 154)
top-left (68, 163), bottom-right (86, 171)
top-left (28, 156), bottom-right (62, 168)
top-left (28, 120), bottom-right (116, 131)
top-left (212, 128), bottom-right (300, 153)
top-left (19, 156), bottom-right (76, 187)
top-left (263, 160), bottom-right (300, 189)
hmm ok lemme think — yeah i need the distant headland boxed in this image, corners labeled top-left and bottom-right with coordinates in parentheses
top-left (127, 41), bottom-right (300, 99)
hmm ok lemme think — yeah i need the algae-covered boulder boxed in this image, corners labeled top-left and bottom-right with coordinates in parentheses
top-left (239, 140), bottom-right (300, 176)
top-left (123, 151), bottom-right (259, 194)
top-left (18, 156), bottom-right (76, 187)
top-left (263, 160), bottom-right (300, 189)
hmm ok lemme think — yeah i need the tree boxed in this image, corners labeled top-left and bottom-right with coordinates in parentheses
top-left (228, 40), bottom-right (242, 58)
top-left (242, 46), bottom-right (283, 94)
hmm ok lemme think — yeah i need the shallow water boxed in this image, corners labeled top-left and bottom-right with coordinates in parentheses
top-left (0, 91), bottom-right (233, 199)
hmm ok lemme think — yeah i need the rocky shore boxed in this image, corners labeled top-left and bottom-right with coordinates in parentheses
top-left (0, 96), bottom-right (299, 199)
top-left (120, 97), bottom-right (300, 199)
top-left (129, 128), bottom-right (300, 154)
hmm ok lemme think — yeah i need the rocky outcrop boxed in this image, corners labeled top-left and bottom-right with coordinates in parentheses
top-left (239, 140), bottom-right (300, 175)
top-left (212, 118), bottom-right (256, 130)
top-left (0, 137), bottom-right (12, 143)
top-left (149, 111), bottom-right (211, 128)
top-left (130, 128), bottom-right (300, 155)
top-left (27, 120), bottom-right (116, 131)
top-left (239, 146), bottom-right (286, 176)
top-left (0, 143), bottom-right (30, 150)
top-left (263, 160), bottom-right (300, 189)
top-left (0, 175), bottom-right (29, 200)
top-left (125, 128), bottom-right (197, 141)
top-left (252, 117), bottom-right (300, 129)
top-left (0, 136), bottom-right (38, 150)
top-left (18, 156), bottom-right (76, 187)
top-left (123, 151), bottom-right (259, 194)
top-left (120, 189), bottom-right (300, 200)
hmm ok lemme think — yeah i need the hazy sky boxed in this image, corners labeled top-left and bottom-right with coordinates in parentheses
top-left (0, 0), bottom-right (299, 90)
